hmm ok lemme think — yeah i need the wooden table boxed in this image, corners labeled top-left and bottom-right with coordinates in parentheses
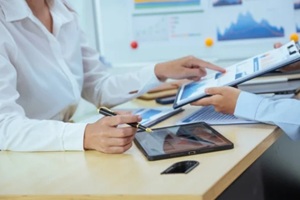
top-left (0, 99), bottom-right (282, 200)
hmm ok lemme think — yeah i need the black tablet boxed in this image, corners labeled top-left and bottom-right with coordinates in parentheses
top-left (134, 122), bottom-right (233, 161)
top-left (173, 41), bottom-right (300, 109)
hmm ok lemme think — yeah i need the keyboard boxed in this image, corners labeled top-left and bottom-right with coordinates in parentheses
top-left (178, 106), bottom-right (258, 125)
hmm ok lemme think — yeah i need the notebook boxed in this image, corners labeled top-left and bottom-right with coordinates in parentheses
top-left (177, 106), bottom-right (258, 125)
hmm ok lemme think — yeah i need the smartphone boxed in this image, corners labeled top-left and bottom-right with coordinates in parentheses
top-left (161, 160), bottom-right (199, 174)
top-left (155, 95), bottom-right (176, 105)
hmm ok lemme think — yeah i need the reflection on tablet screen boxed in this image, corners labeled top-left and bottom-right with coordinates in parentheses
top-left (134, 122), bottom-right (233, 160)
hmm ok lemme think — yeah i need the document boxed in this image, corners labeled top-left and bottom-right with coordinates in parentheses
top-left (79, 107), bottom-right (183, 127)
top-left (177, 94), bottom-right (294, 125)
top-left (173, 41), bottom-right (300, 109)
top-left (177, 106), bottom-right (258, 125)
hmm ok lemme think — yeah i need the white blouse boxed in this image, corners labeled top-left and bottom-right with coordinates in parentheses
top-left (0, 0), bottom-right (161, 151)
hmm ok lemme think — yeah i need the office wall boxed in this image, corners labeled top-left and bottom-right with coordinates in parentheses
top-left (94, 0), bottom-right (298, 67)
top-left (68, 0), bottom-right (98, 50)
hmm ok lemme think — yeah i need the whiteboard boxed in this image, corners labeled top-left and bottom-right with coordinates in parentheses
top-left (94, 0), bottom-right (299, 67)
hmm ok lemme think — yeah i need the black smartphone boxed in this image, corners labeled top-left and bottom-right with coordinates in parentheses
top-left (161, 160), bottom-right (199, 174)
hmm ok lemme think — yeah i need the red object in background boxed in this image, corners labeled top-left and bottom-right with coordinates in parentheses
top-left (130, 41), bottom-right (138, 49)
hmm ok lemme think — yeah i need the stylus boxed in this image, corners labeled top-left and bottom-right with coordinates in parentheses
top-left (98, 107), bottom-right (153, 133)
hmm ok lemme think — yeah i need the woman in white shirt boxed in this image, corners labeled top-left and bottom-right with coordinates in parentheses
top-left (0, 0), bottom-right (225, 153)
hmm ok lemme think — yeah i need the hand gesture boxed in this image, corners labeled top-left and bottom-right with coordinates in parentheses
top-left (154, 56), bottom-right (226, 82)
top-left (191, 86), bottom-right (241, 115)
top-left (84, 114), bottom-right (141, 153)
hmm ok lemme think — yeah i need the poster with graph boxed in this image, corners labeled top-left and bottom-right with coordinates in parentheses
top-left (95, 0), bottom-right (298, 66)
top-left (215, 1), bottom-right (293, 41)
top-left (295, 0), bottom-right (300, 33)
top-left (213, 0), bottom-right (242, 7)
top-left (134, 0), bottom-right (201, 9)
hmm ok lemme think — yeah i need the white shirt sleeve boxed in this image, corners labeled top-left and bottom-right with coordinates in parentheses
top-left (79, 30), bottom-right (162, 108)
top-left (234, 91), bottom-right (300, 140)
top-left (0, 37), bottom-right (86, 151)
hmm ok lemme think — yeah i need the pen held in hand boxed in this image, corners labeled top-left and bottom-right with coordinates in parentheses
top-left (98, 107), bottom-right (153, 133)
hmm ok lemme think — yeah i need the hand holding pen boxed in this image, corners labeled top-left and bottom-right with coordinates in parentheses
top-left (98, 107), bottom-right (153, 133)
top-left (84, 107), bottom-right (148, 154)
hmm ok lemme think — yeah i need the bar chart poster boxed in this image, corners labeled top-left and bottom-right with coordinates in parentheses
top-left (132, 0), bottom-right (205, 43)
top-left (213, 0), bottom-right (242, 7)
top-left (134, 0), bottom-right (201, 9)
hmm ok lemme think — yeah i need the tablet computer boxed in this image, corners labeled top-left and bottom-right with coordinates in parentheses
top-left (134, 122), bottom-right (233, 161)
top-left (173, 41), bottom-right (300, 109)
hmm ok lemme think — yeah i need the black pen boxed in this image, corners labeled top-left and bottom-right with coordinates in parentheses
top-left (98, 107), bottom-right (153, 133)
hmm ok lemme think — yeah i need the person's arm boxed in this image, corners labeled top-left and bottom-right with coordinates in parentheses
top-left (0, 58), bottom-right (86, 151)
top-left (234, 91), bottom-right (300, 140)
top-left (0, 22), bottom-right (140, 153)
top-left (191, 86), bottom-right (300, 140)
top-left (79, 30), bottom-right (225, 108)
top-left (0, 52), bottom-right (141, 153)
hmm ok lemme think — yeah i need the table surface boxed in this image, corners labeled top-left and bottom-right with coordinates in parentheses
top-left (0, 99), bottom-right (282, 200)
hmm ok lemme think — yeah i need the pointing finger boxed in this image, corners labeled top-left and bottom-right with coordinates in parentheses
top-left (205, 87), bottom-right (224, 95)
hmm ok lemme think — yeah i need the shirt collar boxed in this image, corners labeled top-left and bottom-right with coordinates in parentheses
top-left (0, 0), bottom-right (73, 24)
top-left (0, 0), bottom-right (31, 22)
top-left (50, 0), bottom-right (74, 25)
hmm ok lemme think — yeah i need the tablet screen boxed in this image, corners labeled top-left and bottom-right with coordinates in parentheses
top-left (134, 122), bottom-right (233, 161)
top-left (173, 41), bottom-right (300, 109)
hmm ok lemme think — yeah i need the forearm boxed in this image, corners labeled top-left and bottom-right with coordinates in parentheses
top-left (234, 91), bottom-right (300, 140)
top-left (0, 115), bottom-right (86, 151)
top-left (83, 63), bottom-right (162, 108)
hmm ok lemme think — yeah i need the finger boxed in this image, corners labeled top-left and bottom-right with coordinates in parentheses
top-left (109, 126), bottom-right (137, 138)
top-left (191, 96), bottom-right (214, 106)
top-left (273, 42), bottom-right (282, 49)
top-left (185, 57), bottom-right (225, 73)
top-left (115, 110), bottom-right (132, 115)
top-left (184, 68), bottom-right (207, 79)
top-left (100, 142), bottom-right (133, 154)
top-left (188, 76), bottom-right (202, 81)
top-left (194, 60), bottom-right (226, 73)
top-left (205, 87), bottom-right (224, 95)
top-left (107, 115), bottom-right (141, 127)
top-left (105, 135), bottom-right (135, 147)
top-left (205, 63), bottom-right (226, 73)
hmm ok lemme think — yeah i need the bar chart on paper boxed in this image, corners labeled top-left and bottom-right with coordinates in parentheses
top-left (134, 0), bottom-right (201, 9)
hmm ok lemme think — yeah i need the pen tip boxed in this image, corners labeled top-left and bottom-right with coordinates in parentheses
top-left (145, 128), bottom-right (153, 133)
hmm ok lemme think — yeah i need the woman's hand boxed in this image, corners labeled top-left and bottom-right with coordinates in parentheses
top-left (83, 114), bottom-right (141, 153)
top-left (191, 86), bottom-right (241, 115)
top-left (154, 56), bottom-right (226, 82)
